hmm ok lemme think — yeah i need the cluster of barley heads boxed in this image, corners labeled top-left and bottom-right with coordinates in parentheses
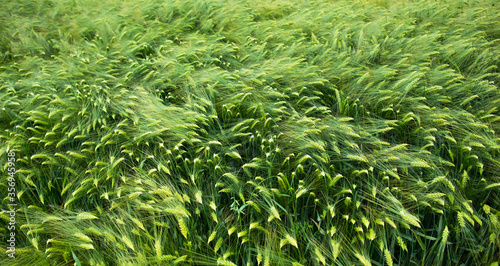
top-left (1, 0), bottom-right (499, 265)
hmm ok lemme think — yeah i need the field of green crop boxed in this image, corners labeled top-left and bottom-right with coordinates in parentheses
top-left (1, 0), bottom-right (500, 265)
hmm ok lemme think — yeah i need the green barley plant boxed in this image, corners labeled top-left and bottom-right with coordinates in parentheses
top-left (1, 0), bottom-right (499, 265)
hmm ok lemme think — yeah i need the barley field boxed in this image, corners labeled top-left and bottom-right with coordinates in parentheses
top-left (1, 0), bottom-right (500, 265)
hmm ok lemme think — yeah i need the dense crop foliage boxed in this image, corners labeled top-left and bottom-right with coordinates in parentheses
top-left (1, 0), bottom-right (500, 265)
